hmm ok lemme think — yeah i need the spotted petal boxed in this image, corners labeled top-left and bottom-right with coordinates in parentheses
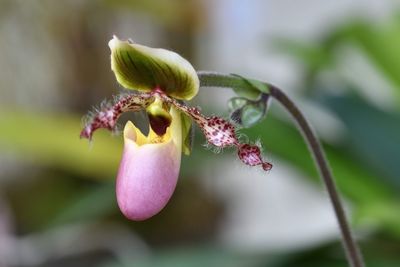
top-left (80, 93), bottom-right (154, 140)
top-left (159, 93), bottom-right (273, 171)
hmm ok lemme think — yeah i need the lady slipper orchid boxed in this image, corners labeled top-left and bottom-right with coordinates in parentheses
top-left (80, 36), bottom-right (272, 221)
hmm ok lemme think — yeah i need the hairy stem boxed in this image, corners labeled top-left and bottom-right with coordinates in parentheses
top-left (269, 86), bottom-right (364, 267)
top-left (197, 71), bottom-right (365, 267)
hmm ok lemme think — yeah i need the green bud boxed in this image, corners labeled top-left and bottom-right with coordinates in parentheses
top-left (230, 74), bottom-right (270, 100)
top-left (228, 97), bottom-right (248, 111)
top-left (232, 85), bottom-right (261, 100)
top-left (229, 94), bottom-right (269, 128)
top-left (109, 36), bottom-right (199, 100)
top-left (240, 104), bottom-right (265, 128)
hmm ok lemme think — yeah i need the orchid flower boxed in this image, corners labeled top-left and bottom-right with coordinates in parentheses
top-left (80, 36), bottom-right (272, 221)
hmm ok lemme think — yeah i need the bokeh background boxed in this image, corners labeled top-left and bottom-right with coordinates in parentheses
top-left (1, 0), bottom-right (400, 266)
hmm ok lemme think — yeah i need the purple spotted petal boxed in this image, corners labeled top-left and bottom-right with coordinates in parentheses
top-left (116, 120), bottom-right (181, 221)
top-left (158, 92), bottom-right (273, 171)
top-left (80, 93), bottom-right (154, 140)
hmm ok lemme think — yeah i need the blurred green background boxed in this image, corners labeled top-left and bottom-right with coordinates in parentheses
top-left (0, 1), bottom-right (399, 266)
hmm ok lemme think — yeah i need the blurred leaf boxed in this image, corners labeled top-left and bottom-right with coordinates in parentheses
top-left (103, 0), bottom-right (196, 29)
top-left (317, 92), bottom-right (400, 235)
top-left (272, 39), bottom-right (333, 74)
top-left (320, 93), bottom-right (400, 189)
top-left (272, 15), bottom-right (400, 236)
top-left (49, 182), bottom-right (116, 226)
top-left (276, 236), bottom-right (400, 267)
top-left (241, 112), bottom-right (400, 235)
top-left (102, 245), bottom-right (267, 267)
top-left (101, 236), bottom-right (400, 267)
top-left (0, 111), bottom-right (122, 179)
top-left (6, 170), bottom-right (92, 232)
top-left (275, 17), bottom-right (400, 103)
top-left (338, 20), bottom-right (400, 100)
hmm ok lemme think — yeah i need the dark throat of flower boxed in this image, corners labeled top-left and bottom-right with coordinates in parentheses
top-left (147, 112), bottom-right (171, 136)
top-left (146, 95), bottom-right (172, 136)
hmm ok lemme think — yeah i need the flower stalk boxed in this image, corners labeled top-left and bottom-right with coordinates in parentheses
top-left (80, 37), bottom-right (364, 267)
top-left (197, 71), bottom-right (365, 267)
top-left (81, 37), bottom-right (273, 220)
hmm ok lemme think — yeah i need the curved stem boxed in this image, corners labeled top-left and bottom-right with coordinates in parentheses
top-left (269, 86), bottom-right (364, 267)
top-left (197, 71), bottom-right (365, 267)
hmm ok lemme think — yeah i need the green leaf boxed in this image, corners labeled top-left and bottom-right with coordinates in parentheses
top-left (230, 73), bottom-right (270, 99)
top-left (321, 93), bottom-right (400, 189)
top-left (49, 182), bottom-right (116, 226)
top-left (231, 74), bottom-right (270, 93)
top-left (271, 39), bottom-right (332, 74)
top-left (0, 111), bottom-right (122, 179)
top-left (342, 21), bottom-right (400, 101)
top-left (231, 84), bottom-right (260, 100)
top-left (242, 114), bottom-right (400, 235)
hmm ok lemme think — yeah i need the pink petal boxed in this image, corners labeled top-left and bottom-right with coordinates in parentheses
top-left (116, 119), bottom-right (181, 221)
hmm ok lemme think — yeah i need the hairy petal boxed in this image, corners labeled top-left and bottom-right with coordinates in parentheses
top-left (238, 144), bottom-right (273, 171)
top-left (159, 93), bottom-right (273, 171)
top-left (80, 93), bottom-right (154, 140)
